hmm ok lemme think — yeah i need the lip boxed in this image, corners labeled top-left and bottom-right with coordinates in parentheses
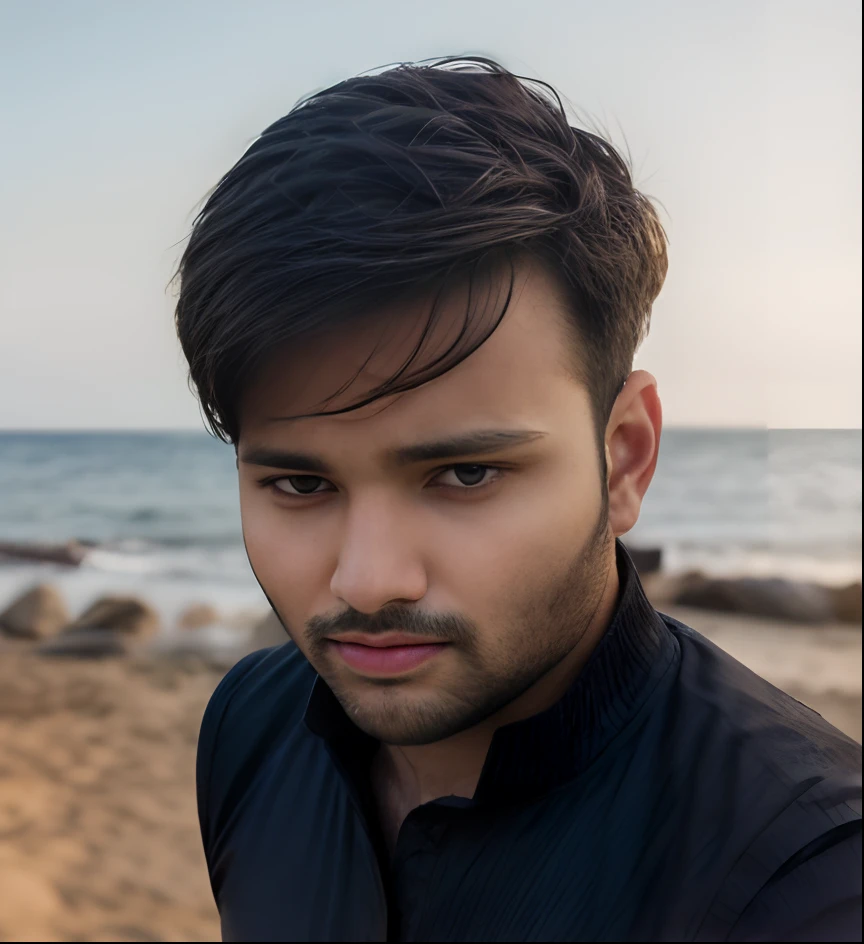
top-left (327, 636), bottom-right (448, 676)
top-left (327, 632), bottom-right (445, 648)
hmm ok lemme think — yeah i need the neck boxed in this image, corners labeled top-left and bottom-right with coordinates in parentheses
top-left (373, 552), bottom-right (621, 812)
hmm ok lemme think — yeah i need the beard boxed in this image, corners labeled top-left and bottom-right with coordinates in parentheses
top-left (296, 506), bottom-right (614, 747)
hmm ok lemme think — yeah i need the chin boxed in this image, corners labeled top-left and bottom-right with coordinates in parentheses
top-left (343, 690), bottom-right (474, 746)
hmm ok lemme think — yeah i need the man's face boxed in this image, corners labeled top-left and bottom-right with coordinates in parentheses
top-left (237, 262), bottom-right (615, 746)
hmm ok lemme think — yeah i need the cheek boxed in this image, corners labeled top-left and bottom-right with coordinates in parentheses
top-left (430, 464), bottom-right (601, 609)
top-left (239, 487), bottom-right (333, 622)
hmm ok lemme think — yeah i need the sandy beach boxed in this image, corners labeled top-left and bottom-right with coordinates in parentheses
top-left (0, 646), bottom-right (224, 943)
top-left (0, 606), bottom-right (860, 943)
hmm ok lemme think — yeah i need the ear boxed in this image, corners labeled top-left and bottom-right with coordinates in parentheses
top-left (604, 370), bottom-right (662, 537)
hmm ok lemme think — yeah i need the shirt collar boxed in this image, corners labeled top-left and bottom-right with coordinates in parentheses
top-left (304, 539), bottom-right (680, 804)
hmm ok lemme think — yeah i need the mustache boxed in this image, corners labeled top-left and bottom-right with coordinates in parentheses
top-left (306, 604), bottom-right (476, 646)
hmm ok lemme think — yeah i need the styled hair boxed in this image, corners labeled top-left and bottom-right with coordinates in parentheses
top-left (174, 56), bottom-right (668, 444)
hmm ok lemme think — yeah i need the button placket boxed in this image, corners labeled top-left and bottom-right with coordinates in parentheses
top-left (391, 806), bottom-right (453, 939)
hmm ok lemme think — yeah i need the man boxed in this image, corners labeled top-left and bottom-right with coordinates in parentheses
top-left (176, 58), bottom-right (861, 942)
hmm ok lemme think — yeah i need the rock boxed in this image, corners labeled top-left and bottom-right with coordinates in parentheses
top-left (222, 606), bottom-right (270, 632)
top-left (622, 544), bottom-right (663, 575)
top-left (66, 595), bottom-right (161, 637)
top-left (177, 603), bottom-right (221, 630)
top-left (639, 572), bottom-right (688, 606)
top-left (830, 582), bottom-right (862, 624)
top-left (250, 611), bottom-right (289, 650)
top-left (147, 631), bottom-right (251, 671)
top-left (37, 628), bottom-right (130, 659)
top-left (0, 584), bottom-right (70, 639)
top-left (0, 539), bottom-right (89, 567)
top-left (673, 575), bottom-right (836, 624)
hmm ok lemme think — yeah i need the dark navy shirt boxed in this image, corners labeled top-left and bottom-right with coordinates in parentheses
top-left (197, 544), bottom-right (862, 941)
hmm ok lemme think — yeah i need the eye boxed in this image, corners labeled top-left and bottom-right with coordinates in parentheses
top-left (263, 464), bottom-right (504, 499)
top-left (434, 464), bottom-right (500, 488)
top-left (271, 475), bottom-right (333, 496)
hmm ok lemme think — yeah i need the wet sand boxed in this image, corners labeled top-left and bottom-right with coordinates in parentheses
top-left (0, 612), bottom-right (860, 943)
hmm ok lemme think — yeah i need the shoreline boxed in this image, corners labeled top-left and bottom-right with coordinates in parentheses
top-left (0, 538), bottom-right (860, 631)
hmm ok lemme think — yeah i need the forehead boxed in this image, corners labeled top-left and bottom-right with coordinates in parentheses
top-left (238, 261), bottom-right (590, 450)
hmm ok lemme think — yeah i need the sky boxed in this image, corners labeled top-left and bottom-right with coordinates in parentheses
top-left (0, 0), bottom-right (860, 430)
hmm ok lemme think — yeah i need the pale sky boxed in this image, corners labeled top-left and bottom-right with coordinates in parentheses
top-left (0, 0), bottom-right (860, 430)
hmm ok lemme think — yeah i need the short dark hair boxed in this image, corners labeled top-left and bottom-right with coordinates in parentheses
top-left (174, 56), bottom-right (668, 445)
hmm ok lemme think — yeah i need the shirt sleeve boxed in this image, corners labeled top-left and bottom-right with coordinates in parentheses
top-left (727, 823), bottom-right (862, 942)
top-left (195, 649), bottom-right (273, 870)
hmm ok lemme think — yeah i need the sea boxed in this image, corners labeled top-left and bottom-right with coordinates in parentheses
top-left (0, 429), bottom-right (860, 629)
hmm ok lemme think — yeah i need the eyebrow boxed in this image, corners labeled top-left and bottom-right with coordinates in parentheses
top-left (239, 429), bottom-right (547, 474)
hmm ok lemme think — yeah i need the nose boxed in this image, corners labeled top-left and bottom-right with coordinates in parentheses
top-left (329, 497), bottom-right (427, 613)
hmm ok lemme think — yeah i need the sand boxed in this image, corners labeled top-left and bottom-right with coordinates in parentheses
top-left (0, 646), bottom-right (224, 943)
top-left (0, 613), bottom-right (860, 943)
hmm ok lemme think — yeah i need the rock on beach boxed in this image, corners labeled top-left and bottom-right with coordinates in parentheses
top-left (0, 584), bottom-right (70, 640)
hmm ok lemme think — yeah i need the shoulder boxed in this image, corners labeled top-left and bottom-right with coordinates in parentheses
top-left (661, 614), bottom-right (862, 940)
top-left (199, 641), bottom-right (314, 754)
top-left (196, 642), bottom-right (316, 853)
top-left (663, 613), bottom-right (861, 773)
top-left (727, 824), bottom-right (861, 941)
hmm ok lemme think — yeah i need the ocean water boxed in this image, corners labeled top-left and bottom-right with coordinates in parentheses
top-left (629, 428), bottom-right (861, 584)
top-left (0, 429), bottom-right (860, 626)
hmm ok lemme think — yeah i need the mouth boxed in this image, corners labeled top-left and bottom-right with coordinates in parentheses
top-left (325, 633), bottom-right (448, 676)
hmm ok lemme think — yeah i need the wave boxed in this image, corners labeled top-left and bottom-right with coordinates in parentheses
top-left (77, 542), bottom-right (254, 585)
top-left (658, 543), bottom-right (861, 586)
top-left (73, 539), bottom-right (864, 587)
top-left (2, 534), bottom-right (859, 588)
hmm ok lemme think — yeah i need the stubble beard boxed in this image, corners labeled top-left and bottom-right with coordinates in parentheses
top-left (323, 509), bottom-right (614, 747)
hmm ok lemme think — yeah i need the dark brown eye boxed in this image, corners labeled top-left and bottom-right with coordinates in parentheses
top-left (274, 475), bottom-right (327, 495)
top-left (451, 465), bottom-right (488, 487)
